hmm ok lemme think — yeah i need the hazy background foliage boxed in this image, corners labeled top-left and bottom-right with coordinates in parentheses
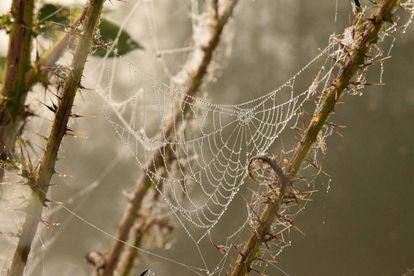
top-left (1, 0), bottom-right (413, 275)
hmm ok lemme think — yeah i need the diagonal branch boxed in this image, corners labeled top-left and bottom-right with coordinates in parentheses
top-left (25, 7), bottom-right (88, 89)
top-left (230, 1), bottom-right (401, 275)
top-left (116, 220), bottom-right (150, 276)
top-left (115, 173), bottom-right (165, 276)
top-left (7, 1), bottom-right (105, 275)
top-left (91, 1), bottom-right (239, 275)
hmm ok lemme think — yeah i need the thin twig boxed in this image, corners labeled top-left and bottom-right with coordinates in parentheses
top-left (93, 1), bottom-right (239, 275)
top-left (116, 220), bottom-right (150, 276)
top-left (7, 1), bottom-right (105, 275)
top-left (230, 1), bottom-right (401, 275)
top-left (115, 171), bottom-right (165, 276)
top-left (25, 7), bottom-right (88, 89)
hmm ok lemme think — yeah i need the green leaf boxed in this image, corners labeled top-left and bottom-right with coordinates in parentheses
top-left (93, 19), bottom-right (143, 57)
top-left (38, 4), bottom-right (70, 25)
top-left (37, 3), bottom-right (79, 39)
top-left (36, 4), bottom-right (142, 57)
top-left (0, 14), bottom-right (12, 31)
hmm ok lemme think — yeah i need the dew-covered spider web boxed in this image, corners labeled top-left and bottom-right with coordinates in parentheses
top-left (78, 1), bottom-right (414, 274)
top-left (3, 0), bottom-right (412, 275)
top-left (97, 43), bottom-right (337, 243)
top-left (91, 0), bottom-right (414, 245)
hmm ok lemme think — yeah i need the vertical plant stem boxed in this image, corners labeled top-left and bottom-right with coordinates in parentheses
top-left (0, 0), bottom-right (35, 183)
top-left (8, 1), bottom-right (105, 275)
top-left (0, 3), bottom-right (88, 185)
top-left (230, 1), bottom-right (400, 275)
top-left (94, 1), bottom-right (239, 275)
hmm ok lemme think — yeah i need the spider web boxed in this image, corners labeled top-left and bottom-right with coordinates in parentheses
top-left (83, 1), bottom-right (413, 274)
top-left (97, 40), bottom-right (339, 242)
top-left (89, 0), bottom-right (411, 243)
top-left (3, 0), bottom-right (412, 275)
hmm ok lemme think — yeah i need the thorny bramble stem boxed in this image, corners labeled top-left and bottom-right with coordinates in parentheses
top-left (230, 1), bottom-right (401, 275)
top-left (8, 1), bottom-right (105, 275)
top-left (0, 0), bottom-right (35, 184)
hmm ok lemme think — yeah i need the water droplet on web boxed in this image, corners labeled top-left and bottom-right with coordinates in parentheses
top-left (326, 179), bottom-right (332, 193)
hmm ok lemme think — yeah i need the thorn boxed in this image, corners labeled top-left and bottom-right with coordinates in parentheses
top-left (354, 0), bottom-right (361, 12)
top-left (48, 90), bottom-right (62, 100)
top-left (77, 81), bottom-right (94, 91)
top-left (326, 122), bottom-right (347, 129)
top-left (65, 127), bottom-right (73, 135)
top-left (139, 269), bottom-right (149, 276)
top-left (301, 189), bottom-right (320, 194)
top-left (70, 113), bottom-right (96, 119)
top-left (43, 198), bottom-right (51, 207)
top-left (291, 223), bottom-right (306, 236)
top-left (70, 113), bottom-right (83, 118)
top-left (365, 82), bottom-right (386, 86)
top-left (40, 100), bottom-right (58, 113)
top-left (24, 105), bottom-right (36, 118)
top-left (208, 232), bottom-right (228, 254)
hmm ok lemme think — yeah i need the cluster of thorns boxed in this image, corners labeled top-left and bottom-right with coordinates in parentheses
top-left (208, 154), bottom-right (317, 265)
top-left (246, 155), bottom-right (312, 241)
